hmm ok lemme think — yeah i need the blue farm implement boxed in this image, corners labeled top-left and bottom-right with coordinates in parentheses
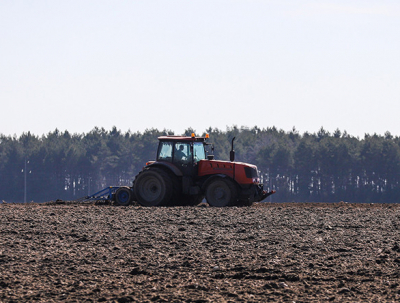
top-left (75, 186), bottom-right (134, 206)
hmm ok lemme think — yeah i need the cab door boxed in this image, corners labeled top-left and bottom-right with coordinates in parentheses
top-left (172, 142), bottom-right (197, 177)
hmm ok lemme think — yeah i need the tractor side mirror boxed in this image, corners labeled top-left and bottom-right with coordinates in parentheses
top-left (205, 143), bottom-right (214, 160)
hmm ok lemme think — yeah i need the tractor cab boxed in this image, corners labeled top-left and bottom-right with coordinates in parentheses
top-left (156, 134), bottom-right (208, 177)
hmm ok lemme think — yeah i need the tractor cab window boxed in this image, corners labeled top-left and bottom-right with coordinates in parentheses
top-left (173, 142), bottom-right (192, 164)
top-left (158, 141), bottom-right (173, 162)
top-left (193, 142), bottom-right (206, 163)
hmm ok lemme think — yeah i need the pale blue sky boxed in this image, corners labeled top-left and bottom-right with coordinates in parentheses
top-left (1, 1), bottom-right (399, 137)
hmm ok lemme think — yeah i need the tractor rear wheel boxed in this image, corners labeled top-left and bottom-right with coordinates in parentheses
top-left (134, 168), bottom-right (173, 206)
top-left (115, 187), bottom-right (133, 206)
top-left (205, 178), bottom-right (237, 207)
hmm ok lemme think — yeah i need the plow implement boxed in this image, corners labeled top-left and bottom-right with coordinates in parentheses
top-left (54, 186), bottom-right (134, 205)
top-left (75, 186), bottom-right (122, 203)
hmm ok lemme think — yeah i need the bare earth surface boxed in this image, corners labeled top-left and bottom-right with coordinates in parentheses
top-left (1, 202), bottom-right (400, 302)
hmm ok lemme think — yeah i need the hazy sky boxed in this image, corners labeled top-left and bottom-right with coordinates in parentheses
top-left (1, 1), bottom-right (399, 138)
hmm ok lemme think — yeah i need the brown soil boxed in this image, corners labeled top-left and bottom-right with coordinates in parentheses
top-left (1, 202), bottom-right (400, 302)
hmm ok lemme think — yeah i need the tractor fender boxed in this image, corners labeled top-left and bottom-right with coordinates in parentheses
top-left (201, 174), bottom-right (235, 192)
top-left (146, 161), bottom-right (183, 177)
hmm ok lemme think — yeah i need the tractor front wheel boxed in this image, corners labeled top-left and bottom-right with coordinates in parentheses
top-left (205, 178), bottom-right (237, 207)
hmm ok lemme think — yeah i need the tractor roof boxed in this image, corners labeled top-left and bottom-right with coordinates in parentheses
top-left (158, 135), bottom-right (207, 142)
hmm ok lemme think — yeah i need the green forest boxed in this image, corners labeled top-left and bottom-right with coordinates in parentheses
top-left (1, 126), bottom-right (399, 203)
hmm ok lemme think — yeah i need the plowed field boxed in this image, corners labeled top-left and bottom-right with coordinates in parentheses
top-left (1, 202), bottom-right (400, 302)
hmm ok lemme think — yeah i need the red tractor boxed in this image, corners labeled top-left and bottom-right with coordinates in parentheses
top-left (115, 134), bottom-right (275, 207)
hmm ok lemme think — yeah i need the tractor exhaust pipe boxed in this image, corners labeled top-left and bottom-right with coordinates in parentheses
top-left (230, 137), bottom-right (235, 162)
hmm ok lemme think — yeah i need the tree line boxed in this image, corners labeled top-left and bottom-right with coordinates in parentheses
top-left (1, 126), bottom-right (399, 203)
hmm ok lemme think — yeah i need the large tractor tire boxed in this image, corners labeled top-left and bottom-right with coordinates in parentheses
top-left (134, 168), bottom-right (174, 206)
top-left (115, 187), bottom-right (133, 206)
top-left (205, 178), bottom-right (238, 207)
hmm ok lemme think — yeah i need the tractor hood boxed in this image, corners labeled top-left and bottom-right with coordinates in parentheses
top-left (197, 160), bottom-right (260, 185)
